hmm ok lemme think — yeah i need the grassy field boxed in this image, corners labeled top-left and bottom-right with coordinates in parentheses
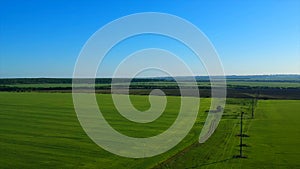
top-left (0, 92), bottom-right (299, 168)
top-left (0, 92), bottom-right (250, 168)
top-left (155, 100), bottom-right (300, 168)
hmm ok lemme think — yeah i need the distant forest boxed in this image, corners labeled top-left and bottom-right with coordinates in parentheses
top-left (0, 75), bottom-right (299, 99)
top-left (0, 75), bottom-right (299, 84)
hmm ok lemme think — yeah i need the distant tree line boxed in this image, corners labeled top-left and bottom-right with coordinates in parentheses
top-left (0, 78), bottom-right (175, 85)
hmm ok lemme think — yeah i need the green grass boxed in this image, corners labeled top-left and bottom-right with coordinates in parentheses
top-left (0, 92), bottom-right (211, 168)
top-left (243, 100), bottom-right (300, 168)
top-left (1, 92), bottom-right (298, 168)
top-left (155, 100), bottom-right (300, 168)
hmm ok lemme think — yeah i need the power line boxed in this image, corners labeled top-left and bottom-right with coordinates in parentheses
top-left (251, 97), bottom-right (254, 119)
top-left (239, 111), bottom-right (244, 157)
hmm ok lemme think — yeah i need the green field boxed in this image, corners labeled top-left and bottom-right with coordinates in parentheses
top-left (0, 92), bottom-right (207, 168)
top-left (0, 92), bottom-right (299, 168)
top-left (155, 100), bottom-right (300, 168)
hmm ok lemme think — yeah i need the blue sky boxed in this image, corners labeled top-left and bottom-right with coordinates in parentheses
top-left (0, 0), bottom-right (299, 77)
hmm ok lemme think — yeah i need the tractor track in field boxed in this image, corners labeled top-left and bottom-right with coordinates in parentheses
top-left (151, 140), bottom-right (200, 169)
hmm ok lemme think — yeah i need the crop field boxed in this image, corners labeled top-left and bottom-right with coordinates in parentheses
top-left (0, 92), bottom-right (246, 168)
top-left (155, 100), bottom-right (300, 169)
top-left (0, 92), bottom-right (299, 168)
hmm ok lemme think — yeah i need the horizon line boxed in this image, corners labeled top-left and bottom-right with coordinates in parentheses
top-left (0, 74), bottom-right (300, 79)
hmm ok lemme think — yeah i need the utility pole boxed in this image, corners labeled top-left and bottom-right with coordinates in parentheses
top-left (239, 111), bottom-right (244, 157)
top-left (251, 97), bottom-right (254, 119)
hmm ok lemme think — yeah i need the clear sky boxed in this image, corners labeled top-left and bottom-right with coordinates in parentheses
top-left (0, 0), bottom-right (299, 77)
